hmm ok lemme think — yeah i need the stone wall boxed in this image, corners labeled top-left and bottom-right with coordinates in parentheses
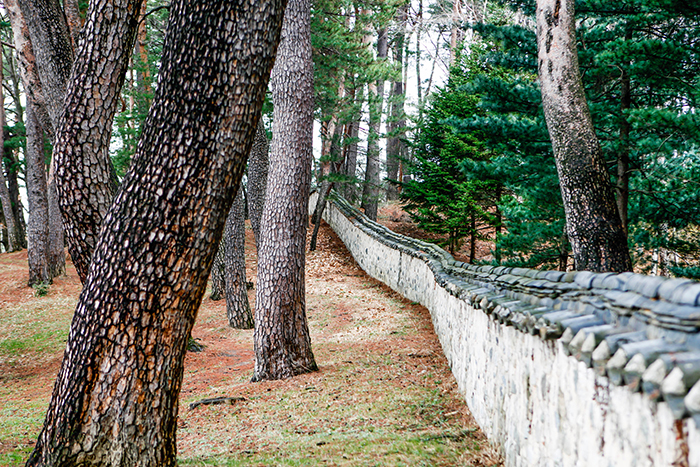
top-left (310, 191), bottom-right (700, 467)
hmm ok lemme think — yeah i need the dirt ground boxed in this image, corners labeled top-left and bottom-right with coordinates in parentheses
top-left (0, 208), bottom-right (503, 466)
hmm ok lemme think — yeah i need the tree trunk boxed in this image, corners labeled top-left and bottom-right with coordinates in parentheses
top-left (615, 28), bottom-right (633, 237)
top-left (4, 146), bottom-right (27, 249)
top-left (362, 28), bottom-right (387, 222)
top-left (46, 175), bottom-right (65, 278)
top-left (247, 120), bottom-right (269, 247)
top-left (210, 240), bottom-right (225, 300)
top-left (386, 5), bottom-right (407, 201)
top-left (63, 0), bottom-right (82, 48)
top-left (51, 0), bottom-right (142, 283)
top-left (310, 123), bottom-right (344, 251)
top-left (449, 0), bottom-right (462, 66)
top-left (25, 0), bottom-right (286, 464)
top-left (25, 100), bottom-right (51, 285)
top-left (0, 67), bottom-right (18, 252)
top-left (5, 0), bottom-right (55, 139)
top-left (253, 0), bottom-right (318, 382)
top-left (536, 0), bottom-right (631, 272)
top-left (16, 0), bottom-right (73, 129)
top-left (342, 84), bottom-right (361, 203)
top-left (225, 184), bottom-right (253, 329)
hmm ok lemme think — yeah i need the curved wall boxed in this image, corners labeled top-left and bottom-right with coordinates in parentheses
top-left (310, 192), bottom-right (700, 467)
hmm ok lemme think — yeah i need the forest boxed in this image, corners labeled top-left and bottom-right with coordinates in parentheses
top-left (0, 0), bottom-right (698, 465)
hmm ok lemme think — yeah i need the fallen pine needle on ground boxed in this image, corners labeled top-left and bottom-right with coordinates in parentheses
top-left (0, 213), bottom-right (503, 467)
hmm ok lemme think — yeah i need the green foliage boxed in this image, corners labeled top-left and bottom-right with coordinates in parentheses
top-left (32, 281), bottom-right (50, 297)
top-left (401, 50), bottom-right (499, 256)
top-left (426, 1), bottom-right (700, 273)
top-left (111, 0), bottom-right (169, 178)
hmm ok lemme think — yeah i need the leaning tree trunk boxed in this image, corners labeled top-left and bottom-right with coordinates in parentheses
top-left (247, 119), bottom-right (270, 246)
top-left (225, 185), bottom-right (253, 329)
top-left (5, 0), bottom-right (55, 139)
top-left (25, 0), bottom-right (286, 464)
top-left (536, 0), bottom-right (631, 272)
top-left (25, 101), bottom-right (51, 285)
top-left (361, 28), bottom-right (387, 222)
top-left (16, 0), bottom-right (73, 129)
top-left (253, 0), bottom-right (318, 382)
top-left (51, 0), bottom-right (142, 283)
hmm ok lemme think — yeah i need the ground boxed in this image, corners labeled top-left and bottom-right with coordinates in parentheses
top-left (0, 209), bottom-right (503, 466)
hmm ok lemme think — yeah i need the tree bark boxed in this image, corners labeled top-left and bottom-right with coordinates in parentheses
top-left (25, 0), bottom-right (286, 464)
top-left (63, 0), bottom-right (82, 48)
top-left (225, 184), bottom-right (253, 329)
top-left (46, 175), bottom-right (65, 278)
top-left (0, 66), bottom-right (19, 252)
top-left (16, 0), bottom-right (73, 129)
top-left (210, 240), bottom-right (225, 300)
top-left (25, 101), bottom-right (51, 285)
top-left (247, 119), bottom-right (269, 247)
top-left (615, 28), bottom-right (633, 237)
top-left (253, 0), bottom-right (318, 382)
top-left (4, 145), bottom-right (27, 249)
top-left (5, 0), bottom-right (55, 139)
top-left (51, 0), bottom-right (142, 283)
top-left (386, 5), bottom-right (407, 201)
top-left (342, 85), bottom-right (361, 203)
top-left (362, 28), bottom-right (388, 222)
top-left (536, 0), bottom-right (631, 272)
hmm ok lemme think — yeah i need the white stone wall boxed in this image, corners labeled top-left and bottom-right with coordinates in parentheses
top-left (311, 193), bottom-right (700, 467)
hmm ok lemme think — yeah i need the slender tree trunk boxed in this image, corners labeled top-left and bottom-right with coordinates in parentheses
top-left (362, 28), bottom-right (388, 222)
top-left (0, 169), bottom-right (19, 253)
top-left (253, 0), bottom-right (318, 382)
top-left (536, 0), bottom-right (631, 272)
top-left (0, 66), bottom-right (18, 253)
top-left (469, 214), bottom-right (476, 263)
top-left (46, 175), bottom-right (65, 278)
top-left (63, 0), bottom-right (82, 48)
top-left (210, 241), bottom-right (225, 300)
top-left (415, 0), bottom-right (423, 117)
top-left (26, 101), bottom-right (51, 285)
top-left (247, 120), bottom-right (270, 247)
top-left (386, 5), bottom-right (407, 201)
top-left (25, 0), bottom-right (286, 464)
top-left (449, 0), bottom-right (462, 66)
top-left (51, 0), bottom-right (142, 283)
top-left (5, 147), bottom-right (27, 249)
top-left (310, 123), bottom-right (344, 251)
top-left (225, 185), bottom-right (253, 329)
top-left (16, 0), bottom-right (73, 129)
top-left (615, 28), bottom-right (633, 237)
top-left (342, 84), bottom-right (361, 203)
top-left (5, 0), bottom-right (54, 139)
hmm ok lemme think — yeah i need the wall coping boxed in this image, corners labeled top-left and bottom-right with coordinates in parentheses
top-left (322, 191), bottom-right (700, 424)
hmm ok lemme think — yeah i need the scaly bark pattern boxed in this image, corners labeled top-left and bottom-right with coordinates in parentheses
top-left (247, 120), bottom-right (269, 246)
top-left (16, 0), bottom-right (73, 128)
top-left (225, 185), bottom-right (253, 329)
top-left (536, 0), bottom-right (631, 272)
top-left (5, 0), bottom-right (54, 138)
top-left (52, 0), bottom-right (142, 283)
top-left (253, 0), bottom-right (318, 382)
top-left (25, 101), bottom-right (51, 285)
top-left (25, 0), bottom-right (286, 464)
